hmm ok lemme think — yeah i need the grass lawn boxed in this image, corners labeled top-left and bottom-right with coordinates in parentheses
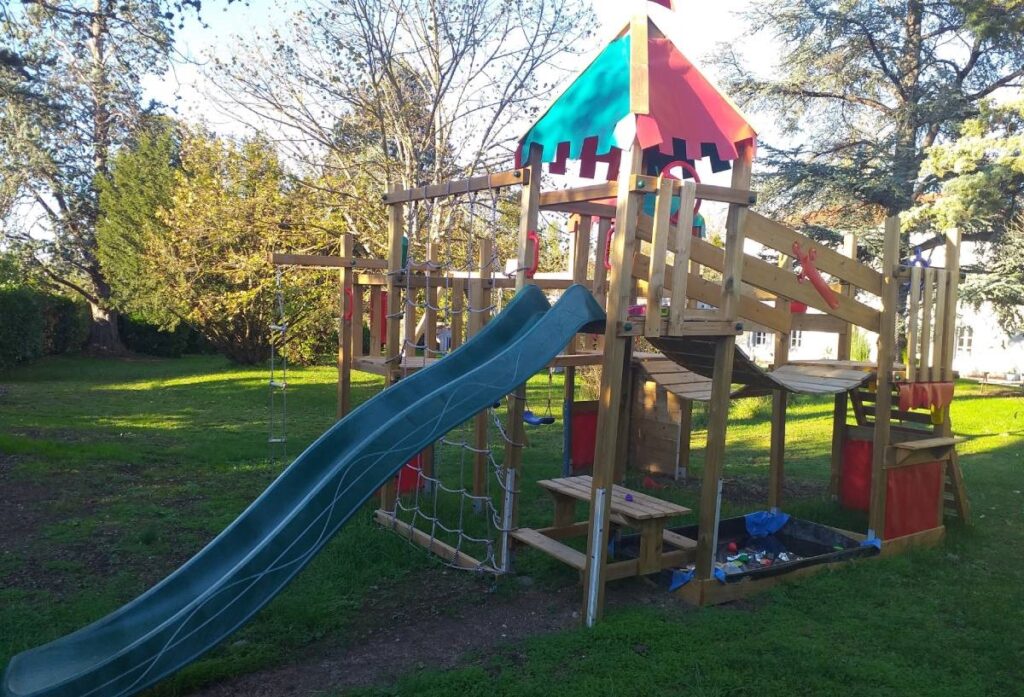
top-left (1, 355), bottom-right (1022, 696)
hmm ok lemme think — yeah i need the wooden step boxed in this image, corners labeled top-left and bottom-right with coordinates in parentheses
top-left (892, 436), bottom-right (965, 451)
top-left (511, 528), bottom-right (586, 570)
top-left (662, 529), bottom-right (698, 550)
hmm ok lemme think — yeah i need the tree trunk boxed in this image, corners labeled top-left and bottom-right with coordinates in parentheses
top-left (87, 301), bottom-right (125, 355)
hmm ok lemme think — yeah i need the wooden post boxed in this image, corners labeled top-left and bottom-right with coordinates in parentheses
top-left (694, 140), bottom-right (752, 580)
top-left (451, 278), bottom-right (465, 349)
top-left (338, 233), bottom-right (355, 420)
top-left (830, 233), bottom-right (856, 499)
top-left (369, 286), bottom-right (383, 356)
top-left (594, 217), bottom-right (612, 309)
top-left (768, 249), bottom-right (791, 510)
top-left (425, 239), bottom-right (439, 357)
top-left (504, 145), bottom-right (542, 540)
top-left (668, 182), bottom-right (696, 334)
top-left (472, 236), bottom-right (494, 503)
top-left (351, 282), bottom-right (364, 359)
top-left (564, 215), bottom-right (593, 474)
top-left (768, 330), bottom-right (789, 510)
top-left (868, 215), bottom-right (901, 539)
top-left (380, 194), bottom-right (405, 511)
top-left (582, 143), bottom-right (644, 626)
top-left (677, 398), bottom-right (693, 481)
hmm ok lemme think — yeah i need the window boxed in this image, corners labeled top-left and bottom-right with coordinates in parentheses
top-left (752, 331), bottom-right (769, 347)
top-left (956, 326), bottom-right (974, 356)
top-left (790, 330), bottom-right (803, 350)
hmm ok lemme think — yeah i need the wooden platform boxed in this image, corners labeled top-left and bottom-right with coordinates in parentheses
top-left (650, 336), bottom-right (877, 395)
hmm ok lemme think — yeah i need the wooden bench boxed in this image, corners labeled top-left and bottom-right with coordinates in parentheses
top-left (513, 475), bottom-right (694, 577)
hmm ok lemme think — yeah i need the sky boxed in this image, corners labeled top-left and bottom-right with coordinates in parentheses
top-left (144, 0), bottom-right (775, 146)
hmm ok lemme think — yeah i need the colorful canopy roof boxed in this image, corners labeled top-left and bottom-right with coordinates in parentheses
top-left (517, 3), bottom-right (756, 178)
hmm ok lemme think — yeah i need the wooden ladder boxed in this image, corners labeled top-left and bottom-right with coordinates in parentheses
top-left (943, 452), bottom-right (971, 522)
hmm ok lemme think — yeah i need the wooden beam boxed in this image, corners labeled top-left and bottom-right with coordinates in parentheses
top-left (380, 191), bottom-right (405, 512)
top-left (629, 14), bottom-right (650, 114)
top-left (539, 182), bottom-right (618, 207)
top-left (583, 143), bottom-right (643, 626)
top-left (695, 139), bottom-right (752, 580)
top-left (375, 510), bottom-right (486, 571)
top-left (503, 144), bottom-right (542, 560)
top-left (381, 169), bottom-right (528, 204)
top-left (337, 234), bottom-right (355, 420)
top-left (686, 235), bottom-right (881, 332)
top-left (269, 252), bottom-right (389, 271)
top-left (791, 313), bottom-right (848, 333)
top-left (540, 201), bottom-right (618, 218)
top-left (632, 177), bottom-right (757, 206)
top-left (668, 181), bottom-right (696, 335)
top-left (743, 213), bottom-right (883, 296)
top-left (633, 251), bottom-right (791, 334)
top-left (645, 177), bottom-right (674, 336)
top-left (868, 215), bottom-right (901, 538)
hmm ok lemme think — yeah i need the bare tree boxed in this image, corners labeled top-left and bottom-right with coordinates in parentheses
top-left (206, 0), bottom-right (594, 252)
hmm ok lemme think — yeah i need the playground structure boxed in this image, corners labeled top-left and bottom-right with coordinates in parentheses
top-left (1, 4), bottom-right (973, 696)
top-left (271, 5), bottom-right (970, 617)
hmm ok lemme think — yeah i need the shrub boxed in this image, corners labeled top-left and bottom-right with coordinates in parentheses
top-left (40, 294), bottom-right (90, 355)
top-left (0, 288), bottom-right (88, 369)
top-left (118, 315), bottom-right (193, 358)
top-left (0, 287), bottom-right (44, 368)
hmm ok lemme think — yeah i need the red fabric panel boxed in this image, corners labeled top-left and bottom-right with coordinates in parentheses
top-left (397, 453), bottom-right (424, 494)
top-left (570, 408), bottom-right (599, 472)
top-left (548, 141), bottom-right (571, 175)
top-left (636, 114), bottom-right (664, 150)
top-left (885, 461), bottom-right (943, 539)
top-left (646, 39), bottom-right (757, 162)
top-left (898, 382), bottom-right (955, 412)
top-left (840, 439), bottom-right (873, 512)
top-left (579, 136), bottom-right (600, 178)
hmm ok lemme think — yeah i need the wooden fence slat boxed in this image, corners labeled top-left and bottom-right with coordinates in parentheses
top-left (669, 182), bottom-right (696, 335)
top-left (645, 177), bottom-right (674, 337)
top-left (908, 266), bottom-right (921, 382)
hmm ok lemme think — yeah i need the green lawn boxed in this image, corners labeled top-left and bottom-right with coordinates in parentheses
top-left (1, 355), bottom-right (1022, 696)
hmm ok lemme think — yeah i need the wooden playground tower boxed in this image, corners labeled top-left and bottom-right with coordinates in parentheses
top-left (271, 4), bottom-right (969, 624)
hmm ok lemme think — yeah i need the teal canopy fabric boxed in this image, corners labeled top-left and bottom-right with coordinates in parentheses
top-left (520, 35), bottom-right (632, 164)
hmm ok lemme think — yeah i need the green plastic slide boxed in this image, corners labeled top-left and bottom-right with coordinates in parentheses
top-left (3, 284), bottom-right (604, 697)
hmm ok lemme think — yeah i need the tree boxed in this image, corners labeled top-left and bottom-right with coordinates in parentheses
top-left (909, 99), bottom-right (1024, 332)
top-left (96, 117), bottom-right (181, 327)
top-left (717, 0), bottom-right (1024, 243)
top-left (0, 0), bottom-right (208, 353)
top-left (206, 0), bottom-right (593, 254)
top-left (144, 129), bottom-right (339, 364)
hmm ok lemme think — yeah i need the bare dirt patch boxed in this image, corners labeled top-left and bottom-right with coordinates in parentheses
top-left (189, 568), bottom-right (687, 697)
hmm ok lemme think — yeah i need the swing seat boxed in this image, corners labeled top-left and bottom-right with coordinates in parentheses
top-left (524, 410), bottom-right (556, 426)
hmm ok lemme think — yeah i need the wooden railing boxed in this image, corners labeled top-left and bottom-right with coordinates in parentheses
top-left (905, 265), bottom-right (958, 382)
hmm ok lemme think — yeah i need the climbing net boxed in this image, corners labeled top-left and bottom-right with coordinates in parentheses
top-left (381, 190), bottom-right (523, 573)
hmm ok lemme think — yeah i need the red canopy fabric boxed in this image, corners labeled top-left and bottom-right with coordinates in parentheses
top-left (645, 39), bottom-right (756, 162)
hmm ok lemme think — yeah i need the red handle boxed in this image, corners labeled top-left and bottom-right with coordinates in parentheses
top-left (792, 242), bottom-right (840, 310)
top-left (604, 222), bottom-right (616, 271)
top-left (660, 160), bottom-right (703, 217)
top-left (344, 286), bottom-right (354, 321)
top-left (526, 230), bottom-right (541, 278)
